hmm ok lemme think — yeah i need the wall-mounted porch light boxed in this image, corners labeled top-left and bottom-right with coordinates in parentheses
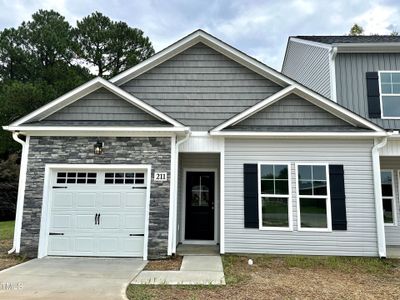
top-left (94, 141), bottom-right (104, 155)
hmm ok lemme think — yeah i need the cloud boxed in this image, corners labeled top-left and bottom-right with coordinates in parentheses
top-left (1, 0), bottom-right (400, 69)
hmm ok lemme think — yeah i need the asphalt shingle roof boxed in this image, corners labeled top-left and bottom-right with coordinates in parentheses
top-left (293, 35), bottom-right (400, 44)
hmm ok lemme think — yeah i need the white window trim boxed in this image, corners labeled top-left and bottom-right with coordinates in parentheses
top-left (257, 162), bottom-right (293, 231)
top-left (379, 71), bottom-right (400, 119)
top-left (295, 163), bottom-right (332, 232)
top-left (382, 169), bottom-right (397, 226)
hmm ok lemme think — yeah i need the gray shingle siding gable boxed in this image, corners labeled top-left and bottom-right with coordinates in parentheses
top-left (335, 53), bottom-right (400, 130)
top-left (227, 94), bottom-right (367, 131)
top-left (42, 88), bottom-right (168, 126)
top-left (282, 40), bottom-right (331, 98)
top-left (121, 43), bottom-right (283, 130)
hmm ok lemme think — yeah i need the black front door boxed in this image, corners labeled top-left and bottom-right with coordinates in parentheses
top-left (185, 172), bottom-right (214, 240)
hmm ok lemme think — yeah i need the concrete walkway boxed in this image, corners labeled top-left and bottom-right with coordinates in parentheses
top-left (0, 257), bottom-right (146, 300)
top-left (131, 255), bottom-right (225, 285)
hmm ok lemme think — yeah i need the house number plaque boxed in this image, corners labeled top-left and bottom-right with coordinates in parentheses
top-left (154, 172), bottom-right (168, 181)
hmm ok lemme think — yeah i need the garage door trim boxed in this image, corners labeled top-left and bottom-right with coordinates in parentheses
top-left (38, 164), bottom-right (152, 260)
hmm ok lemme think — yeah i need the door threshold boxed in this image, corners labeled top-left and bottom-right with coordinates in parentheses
top-left (182, 240), bottom-right (217, 245)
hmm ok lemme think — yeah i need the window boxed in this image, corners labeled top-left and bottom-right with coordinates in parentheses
top-left (56, 172), bottom-right (97, 184)
top-left (297, 164), bottom-right (331, 231)
top-left (104, 172), bottom-right (145, 184)
top-left (258, 163), bottom-right (291, 230)
top-left (379, 71), bottom-right (400, 118)
top-left (381, 170), bottom-right (395, 225)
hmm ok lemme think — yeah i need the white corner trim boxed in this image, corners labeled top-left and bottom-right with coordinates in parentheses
top-left (37, 164), bottom-right (152, 259)
top-left (110, 30), bottom-right (296, 87)
top-left (329, 47), bottom-right (338, 102)
top-left (372, 138), bottom-right (388, 258)
top-left (219, 140), bottom-right (225, 254)
top-left (167, 135), bottom-right (177, 255)
top-left (211, 86), bottom-right (296, 132)
top-left (10, 134), bottom-right (30, 254)
top-left (9, 77), bottom-right (183, 128)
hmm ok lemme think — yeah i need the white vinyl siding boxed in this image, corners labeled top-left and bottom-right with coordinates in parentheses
top-left (282, 40), bottom-right (331, 98)
top-left (224, 138), bottom-right (378, 256)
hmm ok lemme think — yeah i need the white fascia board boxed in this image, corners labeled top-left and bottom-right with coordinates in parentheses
top-left (9, 77), bottom-right (183, 128)
top-left (335, 43), bottom-right (400, 53)
top-left (209, 131), bottom-right (388, 138)
top-left (110, 30), bottom-right (295, 87)
top-left (211, 86), bottom-right (296, 132)
top-left (2, 126), bottom-right (190, 137)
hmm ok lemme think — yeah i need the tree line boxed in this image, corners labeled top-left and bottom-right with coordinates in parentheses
top-left (0, 9), bottom-right (154, 157)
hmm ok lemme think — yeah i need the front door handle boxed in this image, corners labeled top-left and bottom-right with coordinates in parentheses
top-left (95, 213), bottom-right (98, 225)
top-left (98, 213), bottom-right (101, 225)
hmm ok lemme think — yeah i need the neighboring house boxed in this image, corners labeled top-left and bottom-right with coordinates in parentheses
top-left (4, 30), bottom-right (389, 261)
top-left (283, 35), bottom-right (400, 250)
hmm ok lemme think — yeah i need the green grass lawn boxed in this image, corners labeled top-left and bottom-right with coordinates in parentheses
top-left (0, 220), bottom-right (15, 241)
top-left (127, 254), bottom-right (400, 300)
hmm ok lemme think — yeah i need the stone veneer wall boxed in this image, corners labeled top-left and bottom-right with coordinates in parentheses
top-left (22, 136), bottom-right (171, 259)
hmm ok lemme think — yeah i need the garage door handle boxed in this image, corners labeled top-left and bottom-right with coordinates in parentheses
top-left (98, 213), bottom-right (101, 225)
top-left (49, 232), bottom-right (64, 236)
top-left (95, 213), bottom-right (98, 225)
top-left (53, 186), bottom-right (67, 189)
top-left (132, 187), bottom-right (147, 189)
top-left (129, 234), bottom-right (144, 237)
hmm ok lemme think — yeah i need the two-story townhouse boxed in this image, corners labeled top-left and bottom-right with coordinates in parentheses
top-left (283, 36), bottom-right (400, 254)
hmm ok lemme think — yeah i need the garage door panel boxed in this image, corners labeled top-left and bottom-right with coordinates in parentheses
top-left (51, 214), bottom-right (71, 229)
top-left (48, 236), bottom-right (71, 253)
top-left (75, 192), bottom-right (96, 208)
top-left (101, 192), bottom-right (122, 208)
top-left (125, 215), bottom-right (145, 231)
top-left (74, 237), bottom-right (96, 253)
top-left (122, 237), bottom-right (144, 256)
top-left (48, 169), bottom-right (147, 258)
top-left (125, 191), bottom-right (146, 208)
top-left (99, 214), bottom-right (120, 229)
top-left (76, 214), bottom-right (96, 230)
top-left (52, 192), bottom-right (73, 208)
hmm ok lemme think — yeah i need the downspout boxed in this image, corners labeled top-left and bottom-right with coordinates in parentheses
top-left (8, 132), bottom-right (29, 254)
top-left (172, 130), bottom-right (191, 252)
top-left (329, 46), bottom-right (338, 102)
top-left (372, 136), bottom-right (388, 258)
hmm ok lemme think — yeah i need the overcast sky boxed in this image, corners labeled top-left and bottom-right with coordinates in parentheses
top-left (1, 0), bottom-right (399, 70)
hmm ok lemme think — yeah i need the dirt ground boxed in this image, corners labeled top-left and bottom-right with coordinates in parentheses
top-left (127, 255), bottom-right (400, 300)
top-left (144, 255), bottom-right (183, 271)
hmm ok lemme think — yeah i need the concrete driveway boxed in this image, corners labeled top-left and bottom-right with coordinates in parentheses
top-left (0, 257), bottom-right (146, 300)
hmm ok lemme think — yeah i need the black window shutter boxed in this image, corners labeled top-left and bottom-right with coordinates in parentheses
top-left (243, 164), bottom-right (259, 228)
top-left (329, 165), bottom-right (347, 230)
top-left (366, 72), bottom-right (381, 118)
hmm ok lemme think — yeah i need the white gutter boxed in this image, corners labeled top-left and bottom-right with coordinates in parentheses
top-left (8, 133), bottom-right (30, 254)
top-left (171, 130), bottom-right (191, 253)
top-left (372, 136), bottom-right (388, 258)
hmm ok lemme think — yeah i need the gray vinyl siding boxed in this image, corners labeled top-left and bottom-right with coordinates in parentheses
top-left (282, 40), bottom-right (331, 98)
top-left (224, 138), bottom-right (378, 256)
top-left (335, 53), bottom-right (400, 130)
top-left (44, 88), bottom-right (167, 126)
top-left (228, 94), bottom-right (364, 131)
top-left (379, 156), bottom-right (400, 245)
top-left (122, 43), bottom-right (283, 130)
top-left (176, 153), bottom-right (220, 244)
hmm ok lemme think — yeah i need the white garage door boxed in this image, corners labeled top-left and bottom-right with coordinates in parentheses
top-left (47, 169), bottom-right (148, 257)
